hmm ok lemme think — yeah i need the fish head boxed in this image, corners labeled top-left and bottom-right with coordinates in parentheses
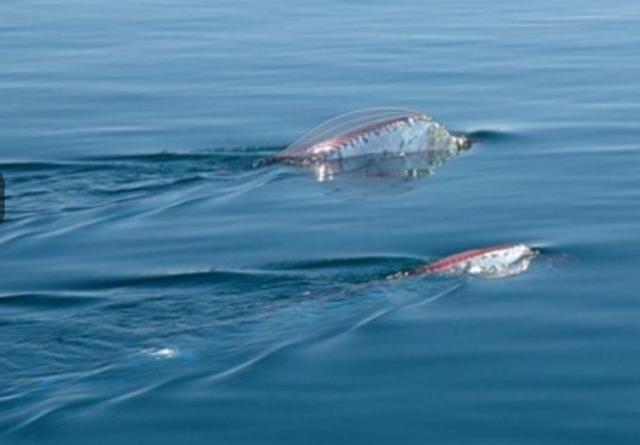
top-left (453, 135), bottom-right (472, 154)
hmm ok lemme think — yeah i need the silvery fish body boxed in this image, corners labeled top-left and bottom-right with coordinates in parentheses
top-left (275, 108), bottom-right (470, 179)
top-left (412, 244), bottom-right (536, 279)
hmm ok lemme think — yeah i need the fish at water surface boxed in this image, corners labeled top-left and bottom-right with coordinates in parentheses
top-left (271, 108), bottom-right (471, 180)
top-left (411, 244), bottom-right (537, 279)
top-left (383, 244), bottom-right (537, 281)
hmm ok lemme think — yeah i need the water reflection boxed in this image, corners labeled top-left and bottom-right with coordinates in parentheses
top-left (309, 147), bottom-right (469, 181)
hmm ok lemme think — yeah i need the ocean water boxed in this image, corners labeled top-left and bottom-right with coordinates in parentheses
top-left (2, 0), bottom-right (640, 443)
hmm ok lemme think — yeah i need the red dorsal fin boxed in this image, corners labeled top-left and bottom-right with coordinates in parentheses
top-left (279, 108), bottom-right (428, 159)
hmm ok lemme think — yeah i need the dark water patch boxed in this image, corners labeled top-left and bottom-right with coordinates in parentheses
top-left (86, 173), bottom-right (208, 196)
top-left (0, 161), bottom-right (108, 174)
top-left (65, 267), bottom-right (312, 292)
top-left (78, 146), bottom-right (283, 163)
top-left (465, 128), bottom-right (522, 144)
top-left (0, 292), bottom-right (103, 311)
top-left (264, 254), bottom-right (425, 275)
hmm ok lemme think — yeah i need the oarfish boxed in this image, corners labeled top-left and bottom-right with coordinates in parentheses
top-left (271, 108), bottom-right (471, 179)
top-left (391, 244), bottom-right (537, 280)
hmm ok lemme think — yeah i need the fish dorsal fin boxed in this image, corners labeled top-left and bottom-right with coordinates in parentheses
top-left (281, 108), bottom-right (429, 158)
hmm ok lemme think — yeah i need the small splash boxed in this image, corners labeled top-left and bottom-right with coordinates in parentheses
top-left (145, 348), bottom-right (179, 360)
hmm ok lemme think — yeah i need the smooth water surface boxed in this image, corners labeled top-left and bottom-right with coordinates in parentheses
top-left (2, 0), bottom-right (640, 443)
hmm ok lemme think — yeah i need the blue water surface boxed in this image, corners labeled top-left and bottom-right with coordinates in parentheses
top-left (2, 0), bottom-right (640, 443)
